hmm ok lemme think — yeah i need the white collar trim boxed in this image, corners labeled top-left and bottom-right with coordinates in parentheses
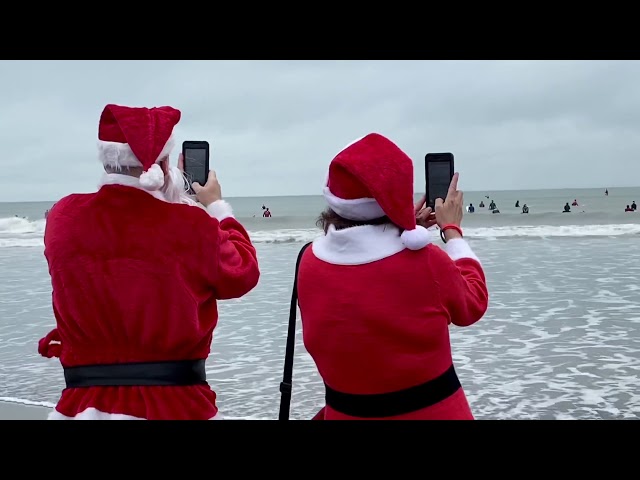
top-left (312, 224), bottom-right (407, 265)
top-left (98, 173), bottom-right (166, 202)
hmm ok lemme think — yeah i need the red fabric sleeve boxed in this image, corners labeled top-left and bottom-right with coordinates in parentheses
top-left (195, 200), bottom-right (260, 300)
top-left (212, 217), bottom-right (260, 299)
top-left (428, 239), bottom-right (489, 327)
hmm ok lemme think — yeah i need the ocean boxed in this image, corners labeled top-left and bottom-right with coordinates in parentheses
top-left (1, 186), bottom-right (639, 419)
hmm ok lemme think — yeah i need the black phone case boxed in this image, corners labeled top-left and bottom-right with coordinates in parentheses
top-left (182, 141), bottom-right (210, 192)
top-left (424, 153), bottom-right (455, 209)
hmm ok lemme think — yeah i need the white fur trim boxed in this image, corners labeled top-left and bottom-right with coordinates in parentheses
top-left (47, 407), bottom-right (222, 420)
top-left (206, 200), bottom-right (234, 221)
top-left (139, 164), bottom-right (165, 190)
top-left (313, 224), bottom-right (407, 265)
top-left (97, 135), bottom-right (176, 169)
top-left (322, 186), bottom-right (386, 221)
top-left (444, 238), bottom-right (481, 263)
top-left (98, 173), bottom-right (166, 202)
top-left (400, 226), bottom-right (431, 250)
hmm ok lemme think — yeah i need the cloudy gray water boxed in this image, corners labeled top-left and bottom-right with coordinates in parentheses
top-left (1, 188), bottom-right (640, 419)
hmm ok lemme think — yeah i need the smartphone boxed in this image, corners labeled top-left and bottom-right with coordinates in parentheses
top-left (182, 141), bottom-right (210, 193)
top-left (425, 153), bottom-right (455, 210)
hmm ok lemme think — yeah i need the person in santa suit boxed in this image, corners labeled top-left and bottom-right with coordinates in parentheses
top-left (298, 133), bottom-right (489, 420)
top-left (38, 104), bottom-right (260, 420)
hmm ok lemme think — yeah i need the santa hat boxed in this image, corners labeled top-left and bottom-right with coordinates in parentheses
top-left (322, 133), bottom-right (431, 250)
top-left (97, 104), bottom-right (181, 190)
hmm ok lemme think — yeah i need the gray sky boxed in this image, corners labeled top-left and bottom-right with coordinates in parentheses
top-left (1, 60), bottom-right (639, 202)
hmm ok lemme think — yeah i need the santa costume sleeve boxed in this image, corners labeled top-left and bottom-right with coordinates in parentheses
top-left (203, 199), bottom-right (260, 300)
top-left (429, 239), bottom-right (489, 327)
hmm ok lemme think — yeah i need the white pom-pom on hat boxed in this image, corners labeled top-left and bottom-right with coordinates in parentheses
top-left (139, 164), bottom-right (165, 190)
top-left (400, 225), bottom-right (431, 250)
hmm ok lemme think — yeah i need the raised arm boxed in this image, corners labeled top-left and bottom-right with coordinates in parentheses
top-left (429, 239), bottom-right (488, 327)
top-left (206, 200), bottom-right (260, 300)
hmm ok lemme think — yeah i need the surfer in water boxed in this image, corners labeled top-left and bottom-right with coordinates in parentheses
top-left (563, 202), bottom-right (571, 212)
top-left (522, 204), bottom-right (529, 214)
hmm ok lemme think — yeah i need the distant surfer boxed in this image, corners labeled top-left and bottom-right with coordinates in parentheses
top-left (263, 207), bottom-right (272, 218)
top-left (489, 200), bottom-right (496, 210)
top-left (521, 204), bottom-right (529, 214)
top-left (563, 202), bottom-right (571, 213)
top-left (631, 201), bottom-right (636, 211)
top-left (605, 189), bottom-right (608, 196)
top-left (572, 199), bottom-right (578, 206)
top-left (625, 205), bottom-right (634, 212)
top-left (468, 203), bottom-right (475, 213)
top-left (515, 200), bottom-right (519, 208)
top-left (479, 201), bottom-right (485, 208)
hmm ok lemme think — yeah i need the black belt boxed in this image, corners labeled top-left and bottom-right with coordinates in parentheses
top-left (324, 364), bottom-right (461, 418)
top-left (63, 359), bottom-right (207, 388)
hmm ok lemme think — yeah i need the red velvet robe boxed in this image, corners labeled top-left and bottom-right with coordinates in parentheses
top-left (298, 224), bottom-right (488, 420)
top-left (39, 175), bottom-right (260, 420)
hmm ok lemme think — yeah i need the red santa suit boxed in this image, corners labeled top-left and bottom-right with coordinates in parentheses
top-left (38, 104), bottom-right (260, 420)
top-left (297, 133), bottom-right (489, 420)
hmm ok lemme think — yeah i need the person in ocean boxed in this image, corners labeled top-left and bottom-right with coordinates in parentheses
top-left (563, 202), bottom-right (571, 212)
top-left (625, 205), bottom-right (634, 212)
top-left (37, 104), bottom-right (260, 420)
top-left (515, 200), bottom-right (519, 208)
top-left (489, 200), bottom-right (496, 210)
top-left (479, 201), bottom-right (485, 208)
top-left (632, 201), bottom-right (637, 211)
top-left (296, 133), bottom-right (489, 420)
top-left (468, 203), bottom-right (475, 213)
top-left (572, 199), bottom-right (578, 206)
top-left (263, 207), bottom-right (272, 217)
top-left (522, 204), bottom-right (529, 214)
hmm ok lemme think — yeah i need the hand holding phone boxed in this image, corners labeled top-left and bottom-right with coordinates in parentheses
top-left (434, 172), bottom-right (464, 231)
top-left (192, 170), bottom-right (222, 207)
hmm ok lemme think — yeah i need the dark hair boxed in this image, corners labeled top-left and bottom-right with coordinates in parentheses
top-left (316, 208), bottom-right (402, 234)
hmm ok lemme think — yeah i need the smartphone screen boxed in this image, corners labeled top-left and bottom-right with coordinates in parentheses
top-left (426, 153), bottom-right (454, 208)
top-left (184, 147), bottom-right (208, 187)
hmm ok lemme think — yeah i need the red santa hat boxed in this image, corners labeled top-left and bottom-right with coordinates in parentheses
top-left (322, 133), bottom-right (431, 250)
top-left (97, 104), bottom-right (181, 190)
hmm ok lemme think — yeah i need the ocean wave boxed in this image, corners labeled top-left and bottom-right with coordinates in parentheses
top-left (1, 216), bottom-right (639, 248)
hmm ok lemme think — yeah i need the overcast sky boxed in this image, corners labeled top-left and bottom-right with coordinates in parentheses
top-left (0, 60), bottom-right (639, 202)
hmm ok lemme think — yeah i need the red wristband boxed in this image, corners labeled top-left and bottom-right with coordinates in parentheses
top-left (440, 224), bottom-right (463, 243)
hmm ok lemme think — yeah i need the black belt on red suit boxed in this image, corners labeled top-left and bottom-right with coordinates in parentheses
top-left (324, 364), bottom-right (461, 418)
top-left (63, 359), bottom-right (207, 388)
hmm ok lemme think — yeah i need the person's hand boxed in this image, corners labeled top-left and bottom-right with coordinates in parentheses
top-left (435, 172), bottom-right (464, 241)
top-left (414, 195), bottom-right (437, 229)
top-left (192, 170), bottom-right (222, 207)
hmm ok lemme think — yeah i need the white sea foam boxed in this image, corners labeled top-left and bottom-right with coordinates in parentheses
top-left (1, 216), bottom-right (639, 248)
top-left (0, 396), bottom-right (55, 408)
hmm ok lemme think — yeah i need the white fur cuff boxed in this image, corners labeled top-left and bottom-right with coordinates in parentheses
top-left (444, 238), bottom-right (480, 263)
top-left (206, 200), bottom-right (234, 221)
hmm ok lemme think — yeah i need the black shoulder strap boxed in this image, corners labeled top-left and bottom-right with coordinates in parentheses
top-left (278, 241), bottom-right (313, 420)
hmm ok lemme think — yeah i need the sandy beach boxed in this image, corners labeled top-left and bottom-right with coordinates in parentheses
top-left (0, 400), bottom-right (50, 420)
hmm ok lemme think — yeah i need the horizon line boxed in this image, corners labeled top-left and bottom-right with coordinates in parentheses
top-left (1, 185), bottom-right (638, 204)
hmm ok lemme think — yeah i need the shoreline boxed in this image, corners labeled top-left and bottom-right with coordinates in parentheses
top-left (0, 400), bottom-right (51, 420)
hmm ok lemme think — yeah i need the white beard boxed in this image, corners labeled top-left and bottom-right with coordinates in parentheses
top-left (162, 166), bottom-right (199, 207)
